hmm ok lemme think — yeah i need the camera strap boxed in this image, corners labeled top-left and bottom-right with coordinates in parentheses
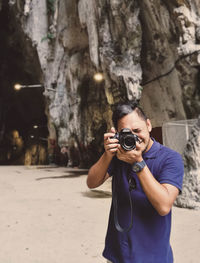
top-left (112, 163), bottom-right (136, 233)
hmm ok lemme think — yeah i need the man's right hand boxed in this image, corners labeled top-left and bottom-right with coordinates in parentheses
top-left (87, 127), bottom-right (118, 189)
top-left (104, 127), bottom-right (119, 157)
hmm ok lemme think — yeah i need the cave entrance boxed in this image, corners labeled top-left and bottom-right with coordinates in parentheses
top-left (0, 2), bottom-right (48, 165)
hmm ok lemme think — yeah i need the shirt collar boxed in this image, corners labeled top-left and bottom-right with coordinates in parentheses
top-left (142, 138), bottom-right (161, 159)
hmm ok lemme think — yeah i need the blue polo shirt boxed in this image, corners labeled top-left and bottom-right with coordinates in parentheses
top-left (103, 139), bottom-right (184, 263)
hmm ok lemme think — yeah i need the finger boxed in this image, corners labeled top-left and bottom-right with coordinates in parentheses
top-left (105, 143), bottom-right (119, 151)
top-left (104, 132), bottom-right (116, 141)
top-left (110, 149), bottom-right (118, 155)
top-left (105, 138), bottom-right (119, 145)
top-left (109, 147), bottom-right (118, 153)
top-left (106, 147), bottom-right (118, 155)
top-left (110, 127), bottom-right (116, 133)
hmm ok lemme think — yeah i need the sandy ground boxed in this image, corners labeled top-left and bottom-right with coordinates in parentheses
top-left (0, 166), bottom-right (200, 263)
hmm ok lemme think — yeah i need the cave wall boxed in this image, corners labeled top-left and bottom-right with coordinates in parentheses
top-left (4, 0), bottom-right (200, 169)
top-left (175, 117), bottom-right (200, 209)
top-left (139, 0), bottom-right (200, 126)
top-left (0, 0), bottom-right (49, 165)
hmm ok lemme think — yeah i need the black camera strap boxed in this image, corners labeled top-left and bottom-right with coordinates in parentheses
top-left (112, 163), bottom-right (136, 233)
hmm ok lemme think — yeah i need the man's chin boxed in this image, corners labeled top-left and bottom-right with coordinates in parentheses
top-left (142, 146), bottom-right (148, 154)
top-left (140, 143), bottom-right (147, 154)
top-left (143, 138), bottom-right (153, 153)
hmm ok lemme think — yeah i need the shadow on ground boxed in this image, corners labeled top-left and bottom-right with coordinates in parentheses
top-left (36, 170), bottom-right (87, 180)
top-left (82, 189), bottom-right (112, 199)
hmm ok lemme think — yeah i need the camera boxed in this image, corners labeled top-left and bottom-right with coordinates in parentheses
top-left (112, 128), bottom-right (140, 151)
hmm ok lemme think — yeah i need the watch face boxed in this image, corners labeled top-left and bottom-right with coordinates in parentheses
top-left (133, 164), bottom-right (140, 172)
top-left (132, 161), bottom-right (146, 172)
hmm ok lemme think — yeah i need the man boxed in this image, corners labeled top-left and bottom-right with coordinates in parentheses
top-left (87, 101), bottom-right (184, 263)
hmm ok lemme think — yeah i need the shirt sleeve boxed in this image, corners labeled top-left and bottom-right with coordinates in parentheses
top-left (157, 151), bottom-right (184, 192)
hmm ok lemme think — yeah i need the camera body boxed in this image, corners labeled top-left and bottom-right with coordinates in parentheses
top-left (113, 128), bottom-right (140, 151)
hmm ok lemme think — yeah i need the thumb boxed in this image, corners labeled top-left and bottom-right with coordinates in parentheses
top-left (135, 140), bottom-right (142, 151)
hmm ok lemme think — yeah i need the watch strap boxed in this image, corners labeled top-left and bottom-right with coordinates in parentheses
top-left (132, 160), bottom-right (146, 172)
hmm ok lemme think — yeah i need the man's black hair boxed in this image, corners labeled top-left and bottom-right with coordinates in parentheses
top-left (112, 100), bottom-right (147, 129)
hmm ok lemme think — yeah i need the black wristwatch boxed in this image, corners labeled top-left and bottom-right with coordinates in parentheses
top-left (132, 160), bottom-right (146, 173)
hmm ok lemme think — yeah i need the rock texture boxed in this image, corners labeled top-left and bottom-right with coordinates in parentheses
top-left (8, 0), bottom-right (144, 166)
top-left (139, 0), bottom-right (200, 127)
top-left (1, 1), bottom-right (200, 183)
top-left (175, 117), bottom-right (200, 209)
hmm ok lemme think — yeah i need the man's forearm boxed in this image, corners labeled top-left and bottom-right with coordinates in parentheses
top-left (87, 152), bottom-right (113, 189)
top-left (136, 166), bottom-right (178, 216)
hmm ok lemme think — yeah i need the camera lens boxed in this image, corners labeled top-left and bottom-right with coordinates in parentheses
top-left (120, 135), bottom-right (136, 151)
top-left (125, 136), bottom-right (135, 146)
top-left (124, 135), bottom-right (136, 149)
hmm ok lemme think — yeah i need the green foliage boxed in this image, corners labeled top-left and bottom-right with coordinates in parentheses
top-left (41, 32), bottom-right (55, 42)
top-left (47, 0), bottom-right (55, 14)
top-left (138, 86), bottom-right (143, 91)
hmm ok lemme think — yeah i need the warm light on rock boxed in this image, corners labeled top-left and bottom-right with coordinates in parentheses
top-left (93, 72), bottom-right (104, 82)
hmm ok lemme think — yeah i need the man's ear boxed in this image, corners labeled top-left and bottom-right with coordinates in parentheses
top-left (146, 119), bottom-right (152, 133)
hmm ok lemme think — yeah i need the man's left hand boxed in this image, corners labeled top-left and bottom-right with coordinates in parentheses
top-left (116, 142), bottom-right (143, 164)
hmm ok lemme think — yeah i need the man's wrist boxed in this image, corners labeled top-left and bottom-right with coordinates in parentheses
top-left (132, 160), bottom-right (146, 173)
top-left (104, 151), bottom-right (114, 161)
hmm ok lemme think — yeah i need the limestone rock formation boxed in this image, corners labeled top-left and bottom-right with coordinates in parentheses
top-left (139, 0), bottom-right (200, 127)
top-left (175, 117), bottom-right (200, 209)
top-left (1, 0), bottom-right (200, 176)
top-left (10, 0), bottom-right (144, 166)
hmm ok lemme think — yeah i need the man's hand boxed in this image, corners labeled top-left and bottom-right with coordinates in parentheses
top-left (104, 127), bottom-right (119, 157)
top-left (117, 141), bottom-right (143, 164)
top-left (87, 127), bottom-right (119, 189)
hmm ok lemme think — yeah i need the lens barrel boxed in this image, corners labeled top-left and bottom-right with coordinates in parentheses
top-left (112, 128), bottom-right (139, 151)
top-left (120, 134), bottom-right (137, 151)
